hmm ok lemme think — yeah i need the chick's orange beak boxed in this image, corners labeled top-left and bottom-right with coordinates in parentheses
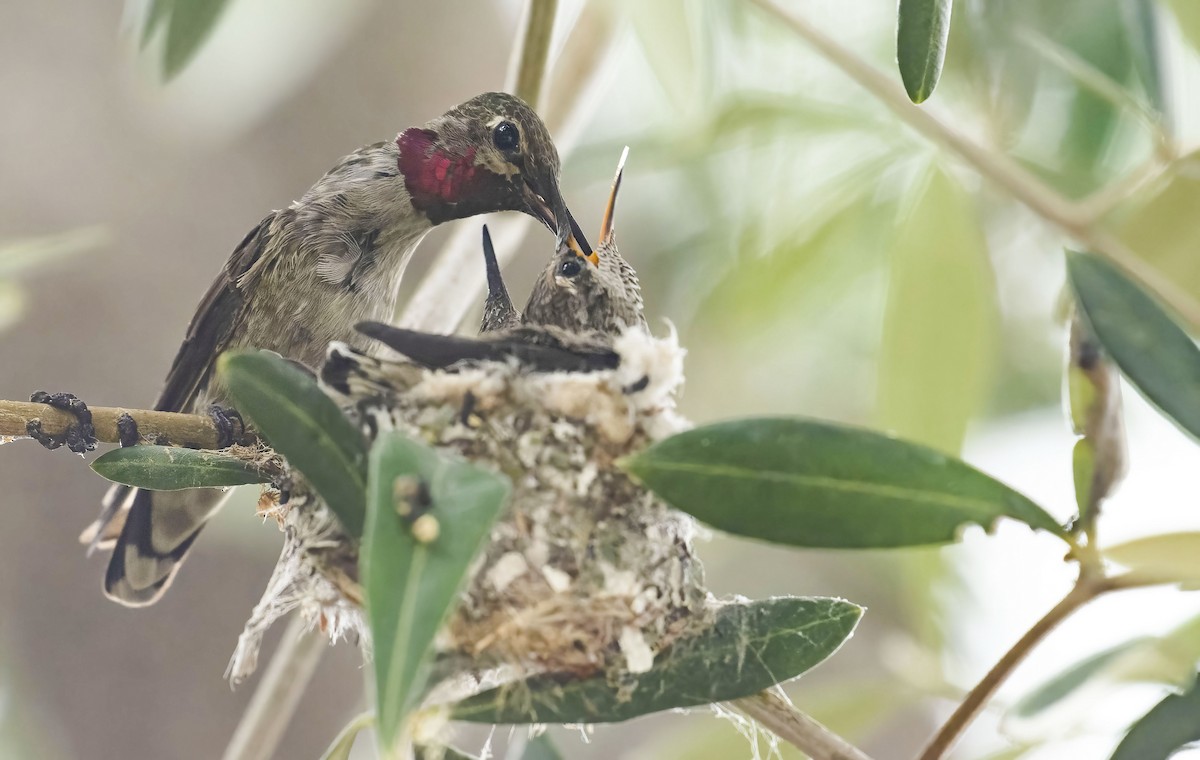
top-left (599, 146), bottom-right (629, 246)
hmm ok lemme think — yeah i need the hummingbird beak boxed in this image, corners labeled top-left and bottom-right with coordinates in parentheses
top-left (598, 146), bottom-right (629, 249)
top-left (524, 179), bottom-right (596, 265)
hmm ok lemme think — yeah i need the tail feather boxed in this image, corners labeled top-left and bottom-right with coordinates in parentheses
top-left (101, 486), bottom-right (230, 607)
top-left (81, 482), bottom-right (133, 553)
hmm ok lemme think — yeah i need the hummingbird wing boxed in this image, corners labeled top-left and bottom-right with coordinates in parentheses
top-left (155, 214), bottom-right (274, 413)
top-left (356, 321), bottom-right (619, 373)
top-left (85, 214), bottom-right (277, 607)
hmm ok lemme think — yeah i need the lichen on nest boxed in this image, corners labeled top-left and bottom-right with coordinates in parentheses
top-left (228, 326), bottom-right (711, 698)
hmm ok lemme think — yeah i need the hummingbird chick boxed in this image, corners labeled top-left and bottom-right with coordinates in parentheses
top-left (522, 146), bottom-right (646, 336)
top-left (478, 146), bottom-right (645, 337)
top-left (88, 92), bottom-right (591, 607)
top-left (479, 225), bottom-right (520, 333)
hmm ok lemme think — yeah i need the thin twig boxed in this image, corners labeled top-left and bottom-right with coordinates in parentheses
top-left (917, 572), bottom-right (1108, 760)
top-left (747, 0), bottom-right (1200, 330)
top-left (509, 0), bottom-right (560, 110)
top-left (0, 399), bottom-right (257, 448)
top-left (222, 616), bottom-right (327, 760)
top-left (733, 690), bottom-right (875, 760)
top-left (1075, 157), bottom-right (1173, 225)
top-left (399, 1), bottom-right (617, 333)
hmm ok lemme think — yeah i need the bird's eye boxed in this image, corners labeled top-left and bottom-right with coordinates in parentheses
top-left (492, 121), bottom-right (520, 152)
top-left (558, 258), bottom-right (582, 278)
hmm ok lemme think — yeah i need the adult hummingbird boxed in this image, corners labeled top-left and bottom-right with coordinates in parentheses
top-left (86, 92), bottom-right (590, 607)
top-left (364, 148), bottom-right (647, 373)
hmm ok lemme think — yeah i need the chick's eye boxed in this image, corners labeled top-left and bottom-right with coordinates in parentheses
top-left (558, 258), bottom-right (582, 278)
top-left (492, 121), bottom-right (520, 152)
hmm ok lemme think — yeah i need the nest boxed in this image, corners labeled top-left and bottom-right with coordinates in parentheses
top-left (228, 327), bottom-right (711, 696)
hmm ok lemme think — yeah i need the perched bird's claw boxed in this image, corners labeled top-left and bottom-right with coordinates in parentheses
top-left (207, 404), bottom-right (245, 449)
top-left (27, 391), bottom-right (98, 454)
top-left (117, 413), bottom-right (141, 448)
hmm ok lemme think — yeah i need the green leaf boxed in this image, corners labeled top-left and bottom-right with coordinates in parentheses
top-left (1123, 0), bottom-right (1164, 115)
top-left (452, 597), bottom-right (862, 724)
top-left (1009, 614), bottom-right (1200, 727)
top-left (519, 735), bottom-right (563, 760)
top-left (620, 418), bottom-right (1066, 549)
top-left (1104, 533), bottom-right (1200, 589)
top-left (1110, 614), bottom-right (1200, 689)
top-left (141, 0), bottom-right (172, 47)
top-left (1066, 251), bottom-right (1200, 443)
top-left (319, 712), bottom-right (374, 760)
top-left (1110, 673), bottom-right (1200, 760)
top-left (627, 0), bottom-right (700, 113)
top-left (1071, 438), bottom-right (1096, 517)
top-left (141, 0), bottom-right (233, 79)
top-left (365, 432), bottom-right (510, 750)
top-left (961, 1), bottom-right (1160, 197)
top-left (218, 349), bottom-right (368, 535)
top-left (897, 0), bottom-right (953, 103)
top-left (1117, 152), bottom-right (1200, 304)
top-left (90, 445), bottom-right (271, 491)
top-left (1165, 0), bottom-right (1200, 56)
top-left (877, 166), bottom-right (998, 453)
top-left (1012, 639), bottom-right (1148, 719)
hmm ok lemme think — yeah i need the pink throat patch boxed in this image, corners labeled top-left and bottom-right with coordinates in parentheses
top-left (397, 128), bottom-right (481, 207)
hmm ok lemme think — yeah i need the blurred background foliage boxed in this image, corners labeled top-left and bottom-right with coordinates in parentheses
top-left (3, 0), bottom-right (1200, 758)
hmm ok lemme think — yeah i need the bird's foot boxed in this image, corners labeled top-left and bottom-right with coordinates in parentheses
top-left (208, 404), bottom-right (245, 449)
top-left (116, 412), bottom-right (141, 448)
top-left (27, 391), bottom-right (98, 453)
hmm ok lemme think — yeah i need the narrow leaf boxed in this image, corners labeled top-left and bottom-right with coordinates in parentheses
top-left (1165, 0), bottom-right (1200, 56)
top-left (897, 0), bottom-right (953, 103)
top-left (878, 167), bottom-right (998, 453)
top-left (319, 712), bottom-right (375, 760)
top-left (365, 432), bottom-right (510, 749)
top-left (629, 0), bottom-right (699, 113)
top-left (1111, 614), bottom-right (1200, 689)
top-left (1124, 0), bottom-right (1165, 115)
top-left (1010, 613), bottom-right (1200, 729)
top-left (218, 349), bottom-right (367, 535)
top-left (1117, 150), bottom-right (1200, 306)
top-left (162, 0), bottom-right (232, 79)
top-left (621, 418), bottom-right (1066, 549)
top-left (1067, 251), bottom-right (1200, 443)
top-left (1012, 639), bottom-right (1147, 719)
top-left (1104, 532), bottom-right (1200, 589)
top-left (1111, 673), bottom-right (1200, 760)
top-left (91, 445), bottom-right (270, 491)
top-left (141, 0), bottom-right (173, 47)
top-left (452, 597), bottom-right (862, 724)
top-left (519, 735), bottom-right (563, 760)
